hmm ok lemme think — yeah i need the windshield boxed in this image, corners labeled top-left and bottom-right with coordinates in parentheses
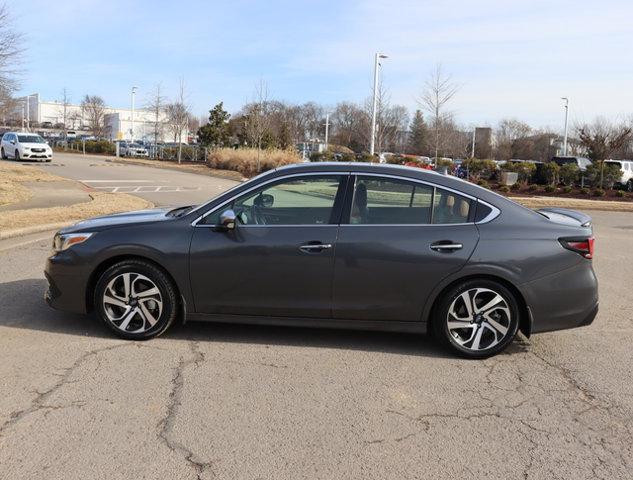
top-left (18, 135), bottom-right (46, 143)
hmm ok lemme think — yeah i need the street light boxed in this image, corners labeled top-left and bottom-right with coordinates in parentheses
top-left (561, 97), bottom-right (569, 156)
top-left (370, 53), bottom-right (388, 158)
top-left (131, 86), bottom-right (139, 142)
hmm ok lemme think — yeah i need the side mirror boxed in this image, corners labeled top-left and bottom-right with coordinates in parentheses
top-left (219, 209), bottom-right (236, 230)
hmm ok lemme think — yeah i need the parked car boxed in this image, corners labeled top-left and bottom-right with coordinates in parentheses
top-left (40, 121), bottom-right (53, 129)
top-left (551, 156), bottom-right (592, 172)
top-left (604, 159), bottom-right (633, 191)
top-left (118, 141), bottom-right (149, 157)
top-left (1, 132), bottom-right (53, 161)
top-left (45, 163), bottom-right (598, 359)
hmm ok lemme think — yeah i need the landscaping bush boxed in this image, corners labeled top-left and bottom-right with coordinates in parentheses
top-left (562, 186), bottom-right (573, 194)
top-left (579, 187), bottom-right (590, 195)
top-left (559, 163), bottom-right (580, 186)
top-left (463, 159), bottom-right (496, 180)
top-left (207, 147), bottom-right (300, 177)
top-left (593, 188), bottom-right (606, 197)
top-left (585, 162), bottom-right (622, 190)
top-left (616, 190), bottom-right (626, 198)
top-left (498, 185), bottom-right (510, 193)
top-left (503, 162), bottom-right (537, 184)
top-left (528, 184), bottom-right (539, 192)
top-left (78, 140), bottom-right (116, 155)
top-left (476, 179), bottom-right (489, 188)
top-left (510, 182), bottom-right (521, 191)
top-left (544, 185), bottom-right (557, 193)
top-left (384, 154), bottom-right (405, 165)
top-left (542, 162), bottom-right (560, 186)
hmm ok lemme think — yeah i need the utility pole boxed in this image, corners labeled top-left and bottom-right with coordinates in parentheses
top-left (26, 95), bottom-right (30, 131)
top-left (324, 113), bottom-right (329, 150)
top-left (131, 86), bottom-right (138, 142)
top-left (471, 128), bottom-right (476, 158)
top-left (370, 53), bottom-right (388, 158)
top-left (561, 97), bottom-right (569, 156)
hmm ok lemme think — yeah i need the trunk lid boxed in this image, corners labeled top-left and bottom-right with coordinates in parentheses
top-left (536, 208), bottom-right (592, 228)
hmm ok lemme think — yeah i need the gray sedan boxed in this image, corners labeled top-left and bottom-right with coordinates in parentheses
top-left (45, 163), bottom-right (598, 358)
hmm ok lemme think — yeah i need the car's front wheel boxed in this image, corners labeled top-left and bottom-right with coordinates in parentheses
top-left (94, 260), bottom-right (178, 340)
top-left (433, 279), bottom-right (520, 359)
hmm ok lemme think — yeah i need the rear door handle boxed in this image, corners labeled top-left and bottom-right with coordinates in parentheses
top-left (299, 242), bottom-right (332, 253)
top-left (430, 242), bottom-right (463, 252)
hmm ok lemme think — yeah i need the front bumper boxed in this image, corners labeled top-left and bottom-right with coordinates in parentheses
top-left (44, 254), bottom-right (90, 314)
top-left (22, 151), bottom-right (53, 159)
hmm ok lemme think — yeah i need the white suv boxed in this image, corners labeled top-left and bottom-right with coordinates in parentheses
top-left (1, 132), bottom-right (53, 162)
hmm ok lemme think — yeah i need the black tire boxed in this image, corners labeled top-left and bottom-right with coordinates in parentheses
top-left (14, 150), bottom-right (19, 161)
top-left (433, 279), bottom-right (520, 359)
top-left (627, 180), bottom-right (633, 193)
top-left (94, 259), bottom-right (178, 340)
top-left (1, 148), bottom-right (5, 160)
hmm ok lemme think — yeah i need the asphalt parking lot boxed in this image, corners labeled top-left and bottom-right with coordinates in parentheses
top-left (1, 210), bottom-right (632, 479)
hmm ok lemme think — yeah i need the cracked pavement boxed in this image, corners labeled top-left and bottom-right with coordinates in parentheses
top-left (1, 211), bottom-right (632, 479)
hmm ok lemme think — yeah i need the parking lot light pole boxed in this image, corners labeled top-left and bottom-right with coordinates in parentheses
top-left (561, 97), bottom-right (569, 156)
top-left (370, 53), bottom-right (388, 158)
top-left (131, 86), bottom-right (138, 142)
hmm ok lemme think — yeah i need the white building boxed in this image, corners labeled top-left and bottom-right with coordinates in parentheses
top-left (12, 93), bottom-right (187, 143)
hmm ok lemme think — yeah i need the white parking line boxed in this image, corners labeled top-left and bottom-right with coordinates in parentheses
top-left (80, 179), bottom-right (154, 183)
top-left (92, 185), bottom-right (201, 193)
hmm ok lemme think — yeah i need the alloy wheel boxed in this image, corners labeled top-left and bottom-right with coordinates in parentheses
top-left (102, 272), bottom-right (163, 333)
top-left (446, 287), bottom-right (512, 351)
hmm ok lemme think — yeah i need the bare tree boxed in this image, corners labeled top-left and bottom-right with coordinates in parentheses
top-left (165, 79), bottom-right (190, 163)
top-left (495, 118), bottom-right (532, 159)
top-left (577, 118), bottom-right (632, 188)
top-left (0, 4), bottom-right (24, 97)
top-left (80, 95), bottom-right (106, 137)
top-left (145, 84), bottom-right (166, 154)
top-left (244, 79), bottom-right (271, 172)
top-left (418, 64), bottom-right (459, 159)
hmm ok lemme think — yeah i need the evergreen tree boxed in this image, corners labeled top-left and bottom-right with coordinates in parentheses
top-left (408, 109), bottom-right (428, 155)
top-left (198, 102), bottom-right (231, 147)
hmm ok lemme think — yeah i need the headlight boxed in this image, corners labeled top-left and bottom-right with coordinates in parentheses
top-left (53, 232), bottom-right (94, 252)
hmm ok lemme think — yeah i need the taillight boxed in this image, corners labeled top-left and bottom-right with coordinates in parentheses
top-left (559, 236), bottom-right (594, 259)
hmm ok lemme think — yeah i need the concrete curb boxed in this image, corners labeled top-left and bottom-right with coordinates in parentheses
top-left (0, 222), bottom-right (73, 240)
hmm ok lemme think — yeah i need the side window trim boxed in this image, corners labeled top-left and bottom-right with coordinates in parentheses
top-left (193, 172), bottom-right (349, 227)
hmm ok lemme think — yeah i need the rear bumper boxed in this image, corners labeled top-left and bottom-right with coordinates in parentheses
top-left (520, 261), bottom-right (598, 334)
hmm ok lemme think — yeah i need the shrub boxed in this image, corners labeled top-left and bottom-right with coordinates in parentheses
top-left (79, 140), bottom-right (115, 155)
top-left (585, 162), bottom-right (622, 189)
top-left (310, 151), bottom-right (334, 162)
top-left (498, 185), bottom-right (510, 193)
top-left (435, 158), bottom-right (454, 169)
top-left (510, 182), bottom-right (522, 191)
top-left (476, 179), bottom-right (489, 188)
top-left (207, 147), bottom-right (300, 177)
top-left (542, 162), bottom-right (560, 186)
top-left (384, 154), bottom-right (405, 165)
top-left (562, 186), bottom-right (573, 194)
top-left (579, 187), bottom-right (590, 195)
top-left (616, 190), bottom-right (626, 198)
top-left (593, 188), bottom-right (606, 197)
top-left (503, 161), bottom-right (537, 184)
top-left (463, 159), bottom-right (497, 180)
top-left (544, 185), bottom-right (556, 193)
top-left (559, 163), bottom-right (580, 186)
top-left (528, 184), bottom-right (539, 192)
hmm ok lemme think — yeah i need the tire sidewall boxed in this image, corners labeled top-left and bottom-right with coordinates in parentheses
top-left (434, 279), bottom-right (520, 359)
top-left (94, 261), bottom-right (177, 340)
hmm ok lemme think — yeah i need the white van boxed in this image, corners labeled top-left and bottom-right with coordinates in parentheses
top-left (605, 159), bottom-right (633, 191)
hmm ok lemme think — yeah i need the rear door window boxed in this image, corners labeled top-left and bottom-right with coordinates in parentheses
top-left (432, 188), bottom-right (472, 224)
top-left (350, 176), bottom-right (433, 224)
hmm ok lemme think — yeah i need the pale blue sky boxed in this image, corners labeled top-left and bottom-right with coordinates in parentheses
top-left (13, 0), bottom-right (633, 129)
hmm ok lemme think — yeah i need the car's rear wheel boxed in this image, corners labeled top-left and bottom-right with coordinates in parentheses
top-left (14, 150), bottom-right (19, 161)
top-left (627, 180), bottom-right (633, 192)
top-left (94, 260), bottom-right (178, 340)
top-left (433, 279), bottom-right (520, 359)
top-left (1, 147), bottom-right (5, 159)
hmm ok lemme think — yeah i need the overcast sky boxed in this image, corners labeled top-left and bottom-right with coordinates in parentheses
top-left (14, 0), bottom-right (633, 130)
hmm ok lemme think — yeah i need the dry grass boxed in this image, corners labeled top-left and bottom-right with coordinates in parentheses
top-left (0, 192), bottom-right (153, 231)
top-left (0, 162), bottom-right (63, 206)
top-left (207, 148), bottom-right (300, 177)
top-left (511, 196), bottom-right (633, 212)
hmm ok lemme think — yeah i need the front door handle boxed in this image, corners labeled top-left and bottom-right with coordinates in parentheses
top-left (430, 242), bottom-right (463, 252)
top-left (299, 243), bottom-right (332, 253)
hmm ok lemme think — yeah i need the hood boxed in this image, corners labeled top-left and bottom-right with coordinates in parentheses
top-left (22, 142), bottom-right (52, 149)
top-left (61, 208), bottom-right (172, 233)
